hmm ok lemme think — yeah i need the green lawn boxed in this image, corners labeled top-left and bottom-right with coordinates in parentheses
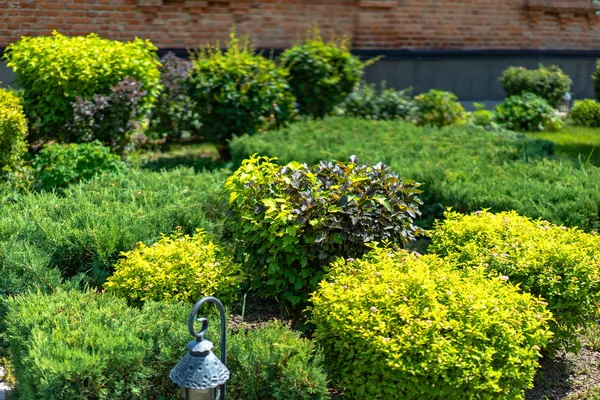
top-left (528, 126), bottom-right (600, 166)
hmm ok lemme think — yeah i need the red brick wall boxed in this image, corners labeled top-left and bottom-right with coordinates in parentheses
top-left (1, 0), bottom-right (600, 50)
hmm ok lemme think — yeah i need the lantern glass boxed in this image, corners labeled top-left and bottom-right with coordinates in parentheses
top-left (180, 387), bottom-right (220, 400)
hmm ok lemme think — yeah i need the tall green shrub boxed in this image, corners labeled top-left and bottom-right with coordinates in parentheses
top-left (226, 155), bottom-right (423, 308)
top-left (3, 31), bottom-right (160, 141)
top-left (186, 32), bottom-right (295, 154)
top-left (280, 27), bottom-right (364, 118)
top-left (429, 210), bottom-right (600, 353)
top-left (500, 64), bottom-right (571, 107)
top-left (311, 247), bottom-right (552, 399)
top-left (594, 60), bottom-right (600, 101)
top-left (0, 89), bottom-right (28, 178)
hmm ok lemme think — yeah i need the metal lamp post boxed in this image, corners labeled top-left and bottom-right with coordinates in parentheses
top-left (170, 297), bottom-right (229, 400)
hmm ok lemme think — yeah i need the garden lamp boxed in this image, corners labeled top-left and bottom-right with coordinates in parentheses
top-left (594, 0), bottom-right (600, 15)
top-left (170, 297), bottom-right (229, 400)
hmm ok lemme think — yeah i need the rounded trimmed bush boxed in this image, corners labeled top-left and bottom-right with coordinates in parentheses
top-left (499, 65), bottom-right (571, 107)
top-left (495, 92), bottom-right (563, 132)
top-left (32, 141), bottom-right (125, 192)
top-left (413, 89), bottom-right (467, 127)
top-left (311, 247), bottom-right (552, 399)
top-left (430, 210), bottom-right (600, 353)
top-left (280, 27), bottom-right (363, 118)
top-left (104, 229), bottom-right (244, 306)
top-left (226, 155), bottom-right (424, 308)
top-left (3, 31), bottom-right (160, 142)
top-left (187, 32), bottom-right (295, 153)
top-left (570, 99), bottom-right (600, 127)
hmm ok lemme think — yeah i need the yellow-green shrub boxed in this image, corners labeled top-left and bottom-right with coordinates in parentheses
top-left (311, 247), bottom-right (552, 399)
top-left (0, 89), bottom-right (28, 176)
top-left (4, 31), bottom-right (160, 142)
top-left (430, 210), bottom-right (600, 353)
top-left (105, 229), bottom-right (244, 306)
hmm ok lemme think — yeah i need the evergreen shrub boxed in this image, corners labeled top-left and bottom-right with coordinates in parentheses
top-left (500, 65), bottom-right (571, 107)
top-left (32, 141), bottom-right (125, 192)
top-left (0, 167), bottom-right (228, 291)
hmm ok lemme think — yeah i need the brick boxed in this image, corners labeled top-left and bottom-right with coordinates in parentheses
top-left (1, 0), bottom-right (599, 50)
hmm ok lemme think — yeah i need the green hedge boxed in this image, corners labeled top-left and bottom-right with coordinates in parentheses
top-left (4, 290), bottom-right (329, 400)
top-left (0, 167), bottom-right (228, 296)
top-left (230, 118), bottom-right (600, 230)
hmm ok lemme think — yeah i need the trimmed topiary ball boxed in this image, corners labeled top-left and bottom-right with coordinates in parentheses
top-left (311, 246), bottom-right (552, 399)
top-left (280, 26), bottom-right (364, 118)
top-left (570, 99), bottom-right (600, 127)
top-left (413, 89), bottom-right (467, 127)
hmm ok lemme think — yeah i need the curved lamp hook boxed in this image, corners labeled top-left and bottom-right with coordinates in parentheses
top-left (187, 296), bottom-right (227, 400)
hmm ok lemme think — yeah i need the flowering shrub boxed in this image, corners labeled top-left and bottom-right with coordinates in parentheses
top-left (227, 321), bottom-right (329, 400)
top-left (105, 229), bottom-right (244, 306)
top-left (311, 247), bottom-right (552, 399)
top-left (226, 154), bottom-right (423, 308)
top-left (68, 78), bottom-right (147, 153)
top-left (430, 210), bottom-right (600, 352)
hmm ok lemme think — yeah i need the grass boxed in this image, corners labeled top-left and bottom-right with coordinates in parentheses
top-left (133, 143), bottom-right (224, 172)
top-left (528, 126), bottom-right (600, 166)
